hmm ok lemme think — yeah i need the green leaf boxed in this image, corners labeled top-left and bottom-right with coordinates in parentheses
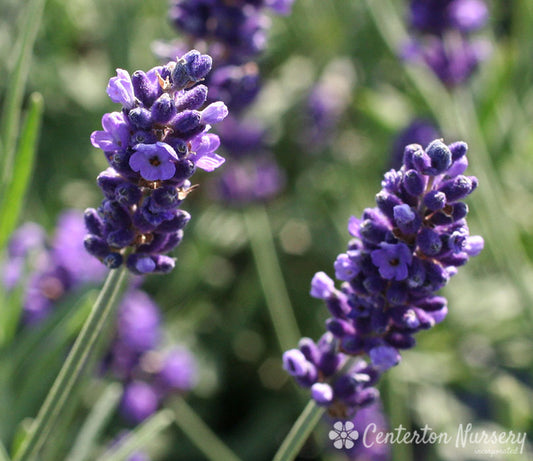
top-left (96, 410), bottom-right (174, 461)
top-left (243, 206), bottom-right (301, 352)
top-left (0, 0), bottom-right (45, 185)
top-left (13, 267), bottom-right (129, 461)
top-left (172, 397), bottom-right (242, 461)
top-left (272, 400), bottom-right (324, 461)
top-left (0, 92), bottom-right (44, 253)
top-left (65, 383), bottom-right (122, 461)
top-left (0, 438), bottom-right (10, 461)
top-left (10, 420), bottom-right (32, 460)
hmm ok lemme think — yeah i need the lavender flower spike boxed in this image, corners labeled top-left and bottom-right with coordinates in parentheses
top-left (406, 0), bottom-right (490, 86)
top-left (283, 139), bottom-right (483, 418)
top-left (85, 51), bottom-right (228, 275)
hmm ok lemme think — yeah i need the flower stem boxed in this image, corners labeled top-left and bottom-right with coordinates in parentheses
top-left (13, 266), bottom-right (129, 461)
top-left (243, 205), bottom-right (301, 352)
top-left (0, 440), bottom-right (9, 461)
top-left (172, 397), bottom-right (241, 461)
top-left (65, 383), bottom-right (123, 461)
top-left (272, 400), bottom-right (325, 461)
top-left (97, 409), bottom-right (174, 461)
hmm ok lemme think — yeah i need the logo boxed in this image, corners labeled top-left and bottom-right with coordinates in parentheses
top-left (328, 421), bottom-right (360, 449)
top-left (328, 421), bottom-right (528, 455)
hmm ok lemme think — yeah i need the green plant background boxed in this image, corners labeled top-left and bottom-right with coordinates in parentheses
top-left (1, 0), bottom-right (532, 460)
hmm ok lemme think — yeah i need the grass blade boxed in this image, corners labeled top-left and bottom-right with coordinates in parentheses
top-left (243, 206), bottom-right (301, 352)
top-left (0, 439), bottom-right (10, 461)
top-left (0, 92), bottom-right (44, 252)
top-left (172, 397), bottom-right (241, 461)
top-left (97, 409), bottom-right (174, 461)
top-left (65, 383), bottom-right (123, 461)
top-left (13, 267), bottom-right (129, 461)
top-left (272, 400), bottom-right (324, 461)
top-left (0, 0), bottom-right (46, 186)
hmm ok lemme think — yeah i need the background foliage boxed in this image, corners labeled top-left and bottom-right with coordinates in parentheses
top-left (1, 0), bottom-right (533, 460)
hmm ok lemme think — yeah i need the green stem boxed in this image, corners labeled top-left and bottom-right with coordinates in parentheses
top-left (243, 205), bottom-right (301, 352)
top-left (381, 373), bottom-right (412, 461)
top-left (65, 383), bottom-right (123, 461)
top-left (272, 400), bottom-right (325, 461)
top-left (0, 440), bottom-right (10, 461)
top-left (13, 267), bottom-right (129, 461)
top-left (0, 0), bottom-right (46, 186)
top-left (97, 409), bottom-right (174, 461)
top-left (172, 397), bottom-right (241, 461)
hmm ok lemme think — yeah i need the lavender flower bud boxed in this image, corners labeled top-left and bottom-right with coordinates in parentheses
top-left (131, 70), bottom-right (159, 107)
top-left (151, 94), bottom-right (177, 124)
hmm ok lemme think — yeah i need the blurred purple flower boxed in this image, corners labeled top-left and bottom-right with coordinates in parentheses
top-left (116, 290), bottom-right (161, 353)
top-left (121, 381), bottom-right (160, 422)
top-left (406, 0), bottom-right (490, 86)
top-left (216, 156), bottom-right (285, 205)
top-left (158, 348), bottom-right (197, 391)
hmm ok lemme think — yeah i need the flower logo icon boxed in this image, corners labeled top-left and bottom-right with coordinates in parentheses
top-left (328, 421), bottom-right (359, 449)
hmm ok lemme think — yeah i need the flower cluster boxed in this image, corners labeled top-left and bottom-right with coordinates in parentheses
top-left (405, 0), bottom-right (490, 86)
top-left (2, 211), bottom-right (106, 323)
top-left (104, 290), bottom-right (197, 423)
top-left (85, 51), bottom-right (228, 274)
top-left (283, 139), bottom-right (483, 416)
top-left (2, 212), bottom-right (197, 426)
top-left (302, 59), bottom-right (354, 153)
top-left (169, 0), bottom-right (294, 62)
top-left (160, 0), bottom-right (295, 204)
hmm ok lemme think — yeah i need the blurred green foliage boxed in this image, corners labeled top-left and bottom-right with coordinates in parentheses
top-left (1, 0), bottom-right (533, 460)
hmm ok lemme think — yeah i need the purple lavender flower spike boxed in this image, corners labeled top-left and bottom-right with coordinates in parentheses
top-left (165, 0), bottom-right (291, 205)
top-left (7, 222), bottom-right (45, 258)
top-left (2, 222), bottom-right (45, 290)
top-left (406, 0), bottom-right (489, 86)
top-left (215, 156), bottom-right (285, 205)
top-left (85, 52), bottom-right (228, 274)
top-left (282, 139), bottom-right (482, 417)
top-left (104, 289), bottom-right (198, 418)
top-left (409, 0), bottom-right (488, 35)
top-left (52, 210), bottom-right (107, 285)
top-left (0, 211), bottom-right (109, 324)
